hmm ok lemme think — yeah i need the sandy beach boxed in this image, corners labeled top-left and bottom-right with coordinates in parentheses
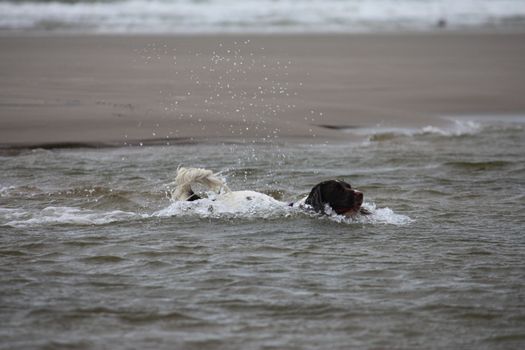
top-left (1, 33), bottom-right (524, 147)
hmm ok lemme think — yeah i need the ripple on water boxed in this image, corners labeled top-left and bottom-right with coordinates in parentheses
top-left (80, 255), bottom-right (127, 264)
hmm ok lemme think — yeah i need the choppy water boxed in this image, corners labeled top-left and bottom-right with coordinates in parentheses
top-left (1, 117), bottom-right (525, 349)
top-left (1, 0), bottom-right (525, 34)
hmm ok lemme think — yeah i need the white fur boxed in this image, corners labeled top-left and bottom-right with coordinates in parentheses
top-left (216, 190), bottom-right (285, 210)
top-left (170, 168), bottom-right (370, 219)
top-left (171, 167), bottom-right (306, 210)
top-left (171, 167), bottom-right (230, 201)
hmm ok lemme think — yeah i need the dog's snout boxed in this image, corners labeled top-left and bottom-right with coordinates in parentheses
top-left (355, 190), bottom-right (363, 201)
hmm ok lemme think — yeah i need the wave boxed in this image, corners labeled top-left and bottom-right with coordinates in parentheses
top-left (348, 119), bottom-right (482, 142)
top-left (1, 206), bottom-right (146, 228)
top-left (443, 160), bottom-right (514, 171)
top-left (152, 197), bottom-right (412, 225)
top-left (1, 200), bottom-right (412, 228)
top-left (347, 116), bottom-right (525, 142)
top-left (1, 0), bottom-right (525, 33)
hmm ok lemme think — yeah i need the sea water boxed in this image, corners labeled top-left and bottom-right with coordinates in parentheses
top-left (1, 0), bottom-right (525, 34)
top-left (1, 117), bottom-right (524, 349)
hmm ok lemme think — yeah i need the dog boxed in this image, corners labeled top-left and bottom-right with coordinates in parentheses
top-left (171, 167), bottom-right (369, 217)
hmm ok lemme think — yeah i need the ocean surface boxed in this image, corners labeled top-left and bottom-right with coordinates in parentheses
top-left (1, 0), bottom-right (525, 34)
top-left (1, 117), bottom-right (524, 349)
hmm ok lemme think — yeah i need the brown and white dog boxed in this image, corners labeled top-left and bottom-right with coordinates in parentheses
top-left (171, 167), bottom-right (368, 217)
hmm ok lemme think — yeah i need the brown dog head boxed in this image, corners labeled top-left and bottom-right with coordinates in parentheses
top-left (305, 180), bottom-right (364, 216)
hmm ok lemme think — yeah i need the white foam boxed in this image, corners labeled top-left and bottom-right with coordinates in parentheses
top-left (348, 118), bottom-right (487, 142)
top-left (153, 195), bottom-right (413, 226)
top-left (1, 199), bottom-right (412, 227)
top-left (320, 202), bottom-right (414, 226)
top-left (1, 0), bottom-right (524, 33)
top-left (422, 119), bottom-right (483, 136)
top-left (359, 203), bottom-right (414, 225)
top-left (2, 206), bottom-right (144, 228)
top-left (1, 183), bottom-right (413, 228)
top-left (0, 186), bottom-right (15, 197)
top-left (0, 207), bottom-right (28, 221)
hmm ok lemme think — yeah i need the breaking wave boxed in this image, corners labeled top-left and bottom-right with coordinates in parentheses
top-left (348, 116), bottom-right (525, 142)
top-left (1, 0), bottom-right (525, 34)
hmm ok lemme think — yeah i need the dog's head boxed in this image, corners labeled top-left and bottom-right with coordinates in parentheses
top-left (305, 180), bottom-right (364, 216)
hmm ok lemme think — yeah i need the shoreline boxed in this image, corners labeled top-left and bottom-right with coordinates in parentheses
top-left (1, 33), bottom-right (524, 147)
top-left (3, 28), bottom-right (525, 37)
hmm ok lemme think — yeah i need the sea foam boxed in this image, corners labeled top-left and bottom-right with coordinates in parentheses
top-left (1, 0), bottom-right (524, 33)
top-left (1, 182), bottom-right (413, 227)
top-left (350, 119), bottom-right (482, 140)
top-left (2, 206), bottom-right (144, 228)
top-left (2, 201), bottom-right (411, 227)
top-left (153, 196), bottom-right (412, 226)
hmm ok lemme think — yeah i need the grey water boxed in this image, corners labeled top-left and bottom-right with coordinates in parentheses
top-left (1, 118), bottom-right (525, 349)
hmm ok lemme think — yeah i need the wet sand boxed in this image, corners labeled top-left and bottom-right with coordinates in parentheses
top-left (1, 33), bottom-right (524, 147)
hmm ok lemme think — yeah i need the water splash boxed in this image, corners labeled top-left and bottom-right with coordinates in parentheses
top-left (2, 206), bottom-right (145, 228)
top-left (318, 202), bottom-right (414, 225)
top-left (421, 119), bottom-right (483, 136)
top-left (153, 196), bottom-right (412, 226)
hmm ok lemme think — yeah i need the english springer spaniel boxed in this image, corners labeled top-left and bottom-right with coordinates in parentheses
top-left (171, 167), bottom-right (369, 217)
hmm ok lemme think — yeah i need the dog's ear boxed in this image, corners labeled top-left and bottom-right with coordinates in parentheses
top-left (305, 184), bottom-right (325, 213)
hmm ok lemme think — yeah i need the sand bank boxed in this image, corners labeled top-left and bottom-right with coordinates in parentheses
top-left (1, 33), bottom-right (524, 147)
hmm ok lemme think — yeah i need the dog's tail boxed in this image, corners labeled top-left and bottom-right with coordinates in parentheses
top-left (170, 167), bottom-right (230, 201)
